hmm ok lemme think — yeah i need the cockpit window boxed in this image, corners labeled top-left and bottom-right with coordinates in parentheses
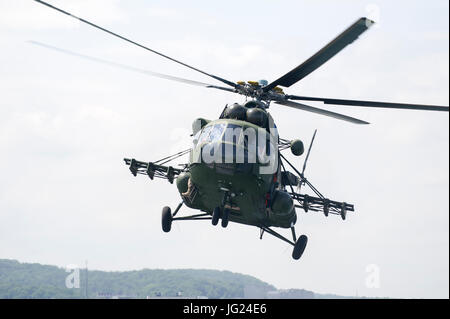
top-left (194, 123), bottom-right (227, 146)
top-left (221, 123), bottom-right (267, 151)
top-left (208, 123), bottom-right (227, 143)
top-left (223, 123), bottom-right (243, 144)
top-left (193, 122), bottom-right (276, 166)
top-left (194, 125), bottom-right (211, 146)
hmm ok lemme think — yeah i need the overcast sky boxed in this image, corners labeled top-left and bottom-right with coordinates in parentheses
top-left (0, 0), bottom-right (448, 298)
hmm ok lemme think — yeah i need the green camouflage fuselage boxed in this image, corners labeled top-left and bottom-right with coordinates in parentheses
top-left (176, 118), bottom-right (296, 229)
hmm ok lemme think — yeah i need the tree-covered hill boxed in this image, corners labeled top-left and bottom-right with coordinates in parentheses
top-left (0, 259), bottom-right (276, 299)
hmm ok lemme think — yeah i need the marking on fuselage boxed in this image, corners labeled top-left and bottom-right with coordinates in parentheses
top-left (224, 204), bottom-right (240, 211)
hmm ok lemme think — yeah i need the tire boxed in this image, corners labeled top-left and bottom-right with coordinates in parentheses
top-left (292, 235), bottom-right (308, 260)
top-left (212, 207), bottom-right (220, 226)
top-left (161, 206), bottom-right (172, 233)
top-left (221, 208), bottom-right (230, 228)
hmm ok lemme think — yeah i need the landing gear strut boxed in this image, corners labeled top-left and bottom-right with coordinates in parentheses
top-left (161, 202), bottom-right (212, 233)
top-left (260, 225), bottom-right (308, 260)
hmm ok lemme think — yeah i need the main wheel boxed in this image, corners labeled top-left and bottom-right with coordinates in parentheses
top-left (221, 208), bottom-right (230, 228)
top-left (161, 206), bottom-right (172, 233)
top-left (211, 207), bottom-right (220, 226)
top-left (292, 235), bottom-right (308, 260)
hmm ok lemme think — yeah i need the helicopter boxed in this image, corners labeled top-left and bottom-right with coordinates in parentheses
top-left (35, 1), bottom-right (449, 260)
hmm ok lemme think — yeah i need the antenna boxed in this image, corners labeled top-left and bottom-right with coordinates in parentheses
top-left (297, 129), bottom-right (317, 193)
top-left (302, 129), bottom-right (317, 176)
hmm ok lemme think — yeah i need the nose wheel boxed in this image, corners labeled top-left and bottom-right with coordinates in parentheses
top-left (211, 207), bottom-right (220, 226)
top-left (211, 207), bottom-right (230, 228)
top-left (221, 208), bottom-right (230, 228)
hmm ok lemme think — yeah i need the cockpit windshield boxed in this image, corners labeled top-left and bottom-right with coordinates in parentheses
top-left (193, 122), bottom-right (276, 167)
top-left (194, 123), bottom-right (227, 146)
top-left (209, 123), bottom-right (227, 142)
top-left (194, 122), bottom-right (274, 149)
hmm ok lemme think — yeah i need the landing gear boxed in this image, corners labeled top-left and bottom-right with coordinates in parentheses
top-left (161, 203), bottom-right (212, 233)
top-left (211, 207), bottom-right (230, 228)
top-left (212, 207), bottom-right (220, 226)
top-left (259, 225), bottom-right (308, 261)
top-left (292, 235), bottom-right (308, 260)
top-left (212, 191), bottom-right (232, 228)
top-left (161, 206), bottom-right (172, 232)
top-left (221, 208), bottom-right (230, 228)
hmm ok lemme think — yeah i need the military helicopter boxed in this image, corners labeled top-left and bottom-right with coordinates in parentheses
top-left (35, 1), bottom-right (449, 260)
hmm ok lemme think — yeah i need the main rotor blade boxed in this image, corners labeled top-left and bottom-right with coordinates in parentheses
top-left (286, 95), bottom-right (449, 112)
top-left (29, 41), bottom-right (236, 93)
top-left (33, 0), bottom-right (237, 89)
top-left (264, 17), bottom-right (374, 92)
top-left (275, 100), bottom-right (370, 124)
